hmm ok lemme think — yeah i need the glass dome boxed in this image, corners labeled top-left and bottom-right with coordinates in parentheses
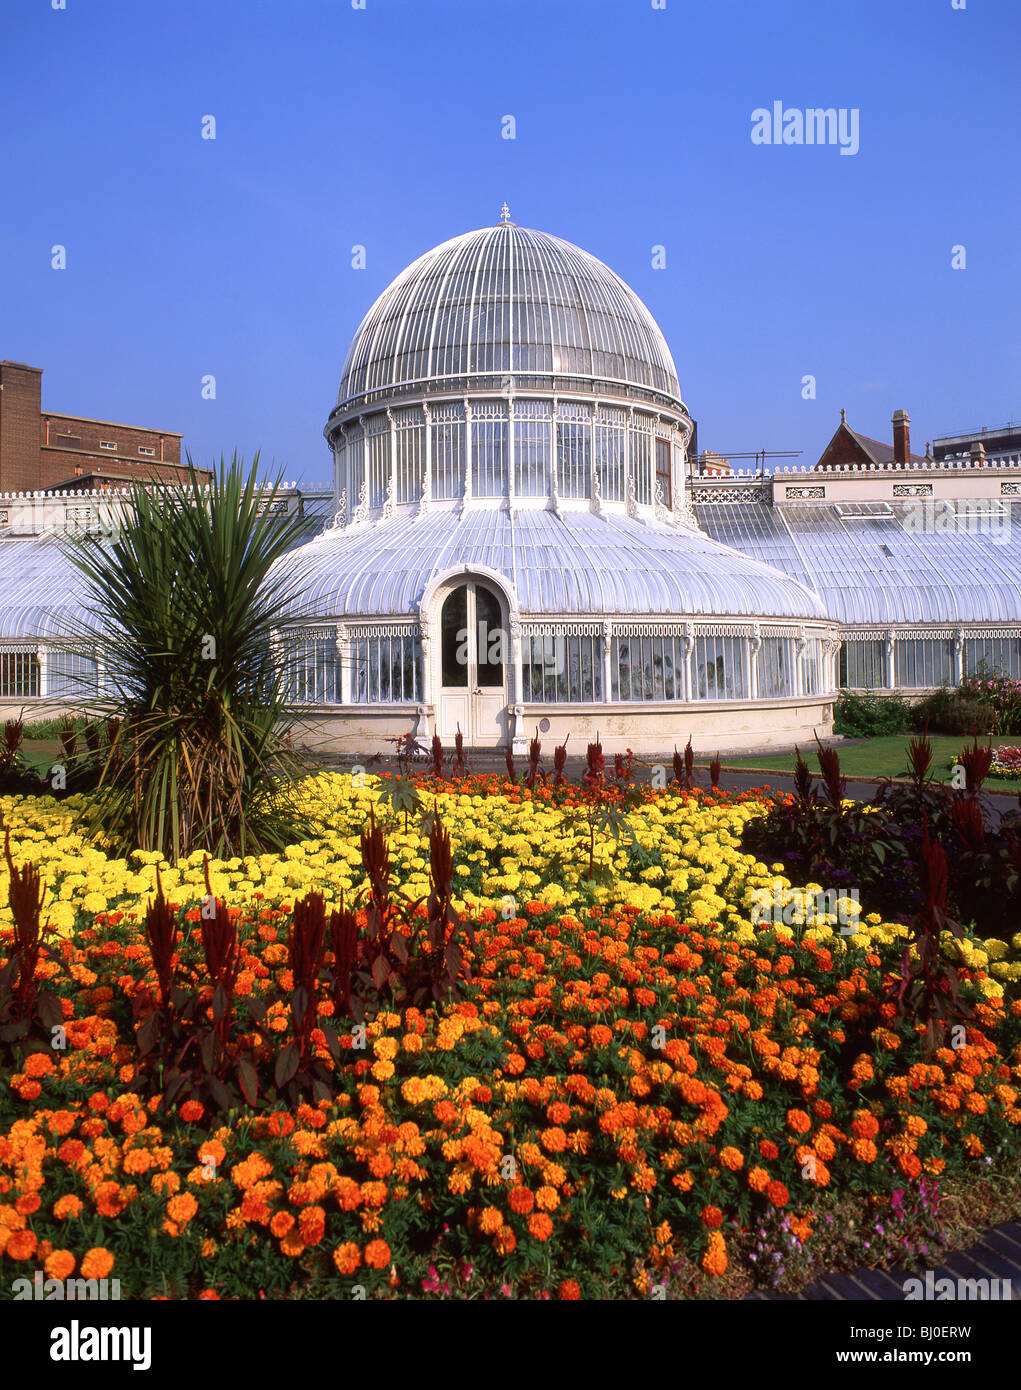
top-left (333, 217), bottom-right (684, 417)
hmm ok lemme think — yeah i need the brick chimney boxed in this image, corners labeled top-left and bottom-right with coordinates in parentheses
top-left (892, 409), bottom-right (911, 468)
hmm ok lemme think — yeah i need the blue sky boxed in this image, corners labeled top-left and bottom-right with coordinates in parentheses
top-left (2, 0), bottom-right (1018, 486)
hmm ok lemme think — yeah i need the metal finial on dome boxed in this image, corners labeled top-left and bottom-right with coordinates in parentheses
top-left (499, 201), bottom-right (512, 225)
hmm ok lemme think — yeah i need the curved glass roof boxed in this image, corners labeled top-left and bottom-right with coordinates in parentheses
top-left (696, 498), bottom-right (1021, 625)
top-left (271, 508), bottom-right (827, 623)
top-left (333, 222), bottom-right (684, 416)
top-left (0, 536), bottom-right (101, 640)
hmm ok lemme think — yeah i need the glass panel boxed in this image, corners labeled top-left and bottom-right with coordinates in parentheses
top-left (475, 586), bottom-right (504, 688)
top-left (441, 588), bottom-right (469, 687)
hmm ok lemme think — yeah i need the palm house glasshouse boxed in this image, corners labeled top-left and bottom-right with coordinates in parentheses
top-left (1, 208), bottom-right (1020, 755)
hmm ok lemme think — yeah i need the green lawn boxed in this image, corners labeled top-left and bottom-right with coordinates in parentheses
top-left (721, 734), bottom-right (1019, 783)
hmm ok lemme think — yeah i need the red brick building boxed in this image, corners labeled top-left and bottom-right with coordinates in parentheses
top-left (814, 407), bottom-right (927, 470)
top-left (0, 359), bottom-right (202, 493)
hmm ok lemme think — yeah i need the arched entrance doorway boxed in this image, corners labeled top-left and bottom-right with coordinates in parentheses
top-left (437, 579), bottom-right (508, 746)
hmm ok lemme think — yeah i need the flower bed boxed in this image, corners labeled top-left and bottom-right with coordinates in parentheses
top-left (1, 773), bottom-right (1020, 1299)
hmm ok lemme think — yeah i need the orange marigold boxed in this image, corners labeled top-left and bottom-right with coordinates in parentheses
top-left (53, 1194), bottom-right (83, 1220)
top-left (702, 1231), bottom-right (727, 1277)
top-left (44, 1249), bottom-right (76, 1280)
top-left (80, 1247), bottom-right (114, 1280)
top-left (333, 1241), bottom-right (361, 1275)
top-left (6, 1230), bottom-right (37, 1261)
top-left (364, 1239), bottom-right (391, 1268)
top-left (747, 1166), bottom-right (770, 1192)
top-left (508, 1186), bottom-right (535, 1215)
top-left (527, 1212), bottom-right (554, 1241)
top-left (559, 1279), bottom-right (581, 1300)
top-left (478, 1206), bottom-right (504, 1235)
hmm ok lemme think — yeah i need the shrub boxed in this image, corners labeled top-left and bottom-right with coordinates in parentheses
top-left (910, 687), bottom-right (995, 736)
top-left (834, 690), bottom-right (911, 738)
top-left (58, 454), bottom-right (316, 862)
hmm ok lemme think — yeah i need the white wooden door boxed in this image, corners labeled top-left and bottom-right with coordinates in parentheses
top-left (437, 581), bottom-right (508, 746)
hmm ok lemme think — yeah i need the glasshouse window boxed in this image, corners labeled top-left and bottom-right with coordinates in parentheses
top-left (758, 636), bottom-right (796, 698)
top-left (522, 633), bottom-right (602, 702)
top-left (840, 640), bottom-right (886, 689)
top-left (694, 636), bottom-right (748, 700)
top-left (394, 412), bottom-right (424, 503)
top-left (513, 401), bottom-right (551, 497)
top-left (895, 638), bottom-right (951, 689)
top-left (471, 412), bottom-right (506, 498)
top-left (594, 409), bottom-right (625, 501)
top-left (611, 634), bottom-right (682, 701)
top-left (631, 424), bottom-right (653, 506)
top-left (352, 633), bottom-right (422, 703)
top-left (799, 638), bottom-right (822, 697)
top-left (285, 639), bottom-right (340, 705)
top-left (431, 412), bottom-right (465, 499)
top-left (367, 424), bottom-right (389, 508)
top-left (0, 649), bottom-right (39, 699)
top-left (963, 636), bottom-right (1021, 680)
top-left (48, 649), bottom-right (99, 701)
top-left (557, 420), bottom-right (590, 499)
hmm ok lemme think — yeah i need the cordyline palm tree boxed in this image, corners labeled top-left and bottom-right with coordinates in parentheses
top-left (58, 453), bottom-right (316, 862)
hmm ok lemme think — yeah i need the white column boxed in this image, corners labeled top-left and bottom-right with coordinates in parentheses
top-left (387, 407), bottom-right (398, 507)
top-left (421, 404), bottom-right (432, 512)
top-left (590, 402), bottom-right (597, 500)
top-left (336, 625), bottom-right (352, 705)
top-left (796, 629), bottom-right (808, 698)
top-left (749, 627), bottom-right (760, 701)
top-left (506, 396), bottom-right (516, 504)
top-left (602, 621), bottom-right (613, 702)
top-left (510, 619), bottom-right (526, 753)
top-left (549, 399), bottom-right (559, 504)
top-left (885, 631), bottom-right (896, 689)
top-left (462, 399), bottom-right (473, 504)
top-left (682, 623), bottom-right (694, 702)
top-left (953, 629), bottom-right (964, 684)
top-left (37, 646), bottom-right (49, 699)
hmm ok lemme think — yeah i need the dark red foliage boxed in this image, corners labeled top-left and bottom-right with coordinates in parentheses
top-left (431, 733), bottom-right (444, 779)
top-left (527, 735), bottom-right (542, 788)
top-left (584, 739), bottom-right (605, 787)
top-left (288, 892), bottom-right (328, 1061)
top-left (950, 796), bottom-right (986, 853)
top-left (553, 737), bottom-right (569, 787)
top-left (143, 871), bottom-right (179, 1012)
top-left (959, 738), bottom-right (994, 796)
top-left (504, 748), bottom-right (516, 783)
top-left (3, 827), bottom-right (45, 1018)
top-left (59, 715), bottom-right (77, 764)
top-left (328, 892), bottom-right (359, 1018)
top-left (815, 737), bottom-right (846, 810)
top-left (709, 753), bottom-right (722, 791)
top-left (907, 731), bottom-right (934, 789)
